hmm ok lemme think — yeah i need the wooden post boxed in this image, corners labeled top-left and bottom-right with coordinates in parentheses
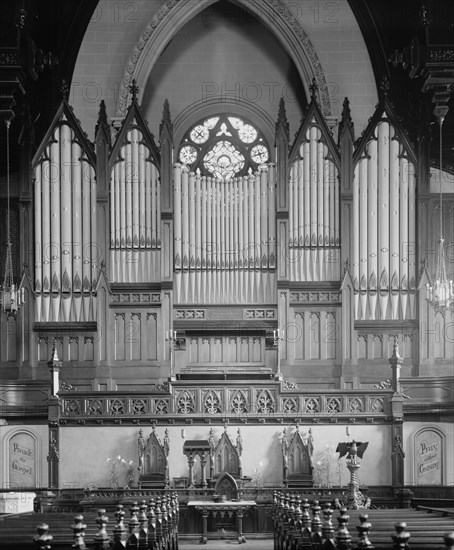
top-left (71, 514), bottom-right (87, 550)
top-left (200, 451), bottom-right (207, 488)
top-left (392, 522), bottom-right (410, 549)
top-left (94, 509), bottom-right (110, 550)
top-left (336, 508), bottom-right (352, 550)
top-left (33, 523), bottom-right (52, 550)
top-left (237, 508), bottom-right (245, 544)
top-left (113, 504), bottom-right (127, 550)
top-left (201, 508), bottom-right (208, 544)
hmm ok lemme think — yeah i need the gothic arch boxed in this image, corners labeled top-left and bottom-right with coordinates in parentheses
top-left (116, 0), bottom-right (331, 117)
top-left (173, 98), bottom-right (276, 152)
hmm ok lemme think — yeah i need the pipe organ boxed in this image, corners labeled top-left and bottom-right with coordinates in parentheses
top-left (109, 123), bottom-right (161, 283)
top-left (10, 87), bottom-right (450, 378)
top-left (33, 112), bottom-right (97, 323)
top-left (288, 123), bottom-right (340, 281)
top-left (352, 120), bottom-right (417, 320)
top-left (173, 164), bottom-right (277, 304)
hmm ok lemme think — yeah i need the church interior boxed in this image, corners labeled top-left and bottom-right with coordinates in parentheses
top-left (0, 0), bottom-right (453, 546)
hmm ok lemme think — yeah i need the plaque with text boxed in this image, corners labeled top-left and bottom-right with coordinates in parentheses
top-left (9, 433), bottom-right (36, 487)
top-left (415, 429), bottom-right (443, 485)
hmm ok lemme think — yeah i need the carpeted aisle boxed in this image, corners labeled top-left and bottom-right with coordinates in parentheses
top-left (179, 538), bottom-right (273, 549)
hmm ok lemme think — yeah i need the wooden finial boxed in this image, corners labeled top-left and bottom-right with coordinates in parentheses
top-left (51, 338), bottom-right (59, 363)
top-left (444, 532), bottom-right (454, 550)
top-left (392, 522), bottom-right (410, 549)
top-left (380, 75), bottom-right (390, 97)
top-left (93, 510), bottom-right (110, 550)
top-left (112, 504), bottom-right (127, 548)
top-left (129, 79), bottom-right (139, 102)
top-left (356, 514), bottom-right (374, 548)
top-left (33, 523), bottom-right (53, 550)
top-left (61, 79), bottom-right (69, 101)
top-left (339, 97), bottom-right (354, 139)
top-left (160, 98), bottom-right (173, 137)
top-left (95, 100), bottom-right (110, 142)
top-left (309, 77), bottom-right (318, 101)
top-left (71, 515), bottom-right (87, 550)
top-left (336, 508), bottom-right (352, 550)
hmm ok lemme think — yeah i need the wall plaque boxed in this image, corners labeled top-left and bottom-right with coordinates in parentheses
top-left (206, 308), bottom-right (243, 320)
top-left (414, 429), bottom-right (443, 485)
top-left (8, 433), bottom-right (36, 487)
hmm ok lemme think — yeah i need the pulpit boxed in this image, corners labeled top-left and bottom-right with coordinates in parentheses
top-left (183, 440), bottom-right (211, 488)
top-left (282, 426), bottom-right (314, 488)
top-left (137, 427), bottom-right (170, 488)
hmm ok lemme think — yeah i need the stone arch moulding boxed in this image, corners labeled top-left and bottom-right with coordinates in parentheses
top-left (3, 428), bottom-right (42, 488)
top-left (411, 426), bottom-right (446, 486)
top-left (173, 98), bottom-right (276, 151)
top-left (117, 0), bottom-right (331, 118)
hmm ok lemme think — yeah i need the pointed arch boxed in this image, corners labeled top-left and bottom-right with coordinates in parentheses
top-left (116, 0), bottom-right (331, 117)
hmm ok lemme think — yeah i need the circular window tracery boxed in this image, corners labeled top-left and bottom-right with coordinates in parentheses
top-left (178, 114), bottom-right (270, 180)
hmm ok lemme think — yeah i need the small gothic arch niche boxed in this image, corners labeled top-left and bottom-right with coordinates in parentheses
top-left (413, 427), bottom-right (445, 485)
top-left (282, 426), bottom-right (314, 488)
top-left (137, 426), bottom-right (169, 488)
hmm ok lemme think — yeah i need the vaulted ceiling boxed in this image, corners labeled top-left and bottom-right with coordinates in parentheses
top-left (0, 0), bottom-right (453, 176)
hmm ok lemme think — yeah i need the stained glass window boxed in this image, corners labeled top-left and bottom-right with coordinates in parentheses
top-left (179, 145), bottom-right (198, 165)
top-left (190, 125), bottom-right (209, 144)
top-left (178, 114), bottom-right (269, 180)
top-left (251, 144), bottom-right (269, 164)
top-left (203, 141), bottom-right (245, 181)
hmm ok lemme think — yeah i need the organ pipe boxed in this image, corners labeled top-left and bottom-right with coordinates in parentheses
top-left (139, 142), bottom-right (146, 248)
top-left (181, 165), bottom-right (189, 269)
top-left (260, 166), bottom-right (267, 268)
top-left (268, 163), bottom-right (276, 268)
top-left (172, 166), bottom-right (277, 304)
top-left (34, 114), bottom-right (97, 322)
top-left (287, 125), bottom-right (340, 282)
top-left (34, 161), bottom-right (42, 320)
top-left (353, 118), bottom-right (416, 320)
top-left (248, 172), bottom-right (254, 268)
top-left (132, 129), bottom-right (139, 248)
top-left (61, 124), bottom-right (72, 294)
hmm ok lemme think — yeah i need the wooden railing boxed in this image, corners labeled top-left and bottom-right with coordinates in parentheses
top-left (33, 498), bottom-right (179, 549)
top-left (272, 491), bottom-right (454, 549)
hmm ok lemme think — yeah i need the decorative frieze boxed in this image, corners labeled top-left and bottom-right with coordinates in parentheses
top-left (58, 385), bottom-right (391, 423)
top-left (174, 308), bottom-right (276, 320)
top-left (290, 292), bottom-right (341, 303)
top-left (111, 293), bottom-right (161, 304)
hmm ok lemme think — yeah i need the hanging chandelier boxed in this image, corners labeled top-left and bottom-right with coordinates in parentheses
top-left (0, 119), bottom-right (24, 315)
top-left (426, 107), bottom-right (454, 313)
